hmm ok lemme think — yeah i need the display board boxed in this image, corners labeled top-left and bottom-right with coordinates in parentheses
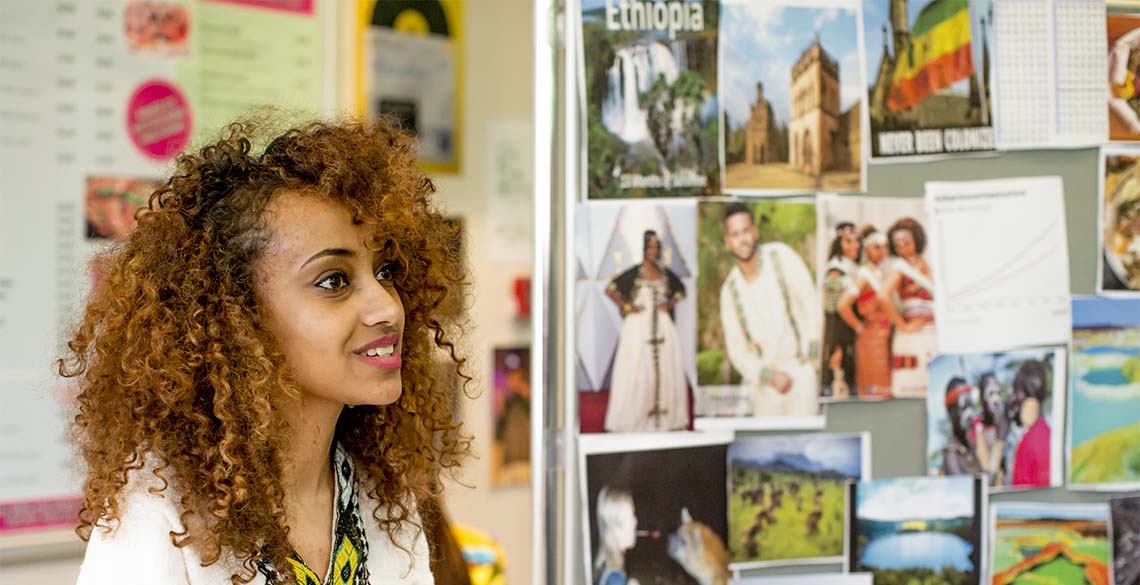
top-left (0, 0), bottom-right (338, 538)
top-left (558, 0), bottom-right (1136, 577)
top-left (564, 147), bottom-right (1120, 583)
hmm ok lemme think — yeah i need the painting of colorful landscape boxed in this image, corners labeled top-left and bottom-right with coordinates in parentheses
top-left (848, 476), bottom-right (983, 585)
top-left (1068, 297), bottom-right (1140, 490)
top-left (991, 503), bottom-right (1110, 585)
top-left (727, 433), bottom-right (869, 568)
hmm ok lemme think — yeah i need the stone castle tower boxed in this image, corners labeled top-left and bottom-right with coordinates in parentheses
top-left (789, 39), bottom-right (840, 176)
top-left (745, 82), bottom-right (777, 164)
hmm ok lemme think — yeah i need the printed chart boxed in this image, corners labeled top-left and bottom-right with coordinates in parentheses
top-left (926, 176), bottom-right (1072, 353)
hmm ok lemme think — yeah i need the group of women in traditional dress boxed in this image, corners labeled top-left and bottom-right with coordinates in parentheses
top-left (822, 217), bottom-right (936, 399)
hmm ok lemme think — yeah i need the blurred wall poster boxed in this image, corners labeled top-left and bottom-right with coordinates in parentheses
top-left (491, 346), bottom-right (531, 487)
top-left (360, 0), bottom-right (463, 174)
top-left (0, 0), bottom-right (334, 534)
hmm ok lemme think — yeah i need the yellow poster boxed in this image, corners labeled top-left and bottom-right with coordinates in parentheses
top-left (357, 0), bottom-right (463, 174)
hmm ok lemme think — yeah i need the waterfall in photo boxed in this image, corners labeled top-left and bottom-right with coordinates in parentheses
top-left (601, 42), bottom-right (682, 144)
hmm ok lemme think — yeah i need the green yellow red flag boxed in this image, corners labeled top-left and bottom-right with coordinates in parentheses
top-left (887, 0), bottom-right (975, 111)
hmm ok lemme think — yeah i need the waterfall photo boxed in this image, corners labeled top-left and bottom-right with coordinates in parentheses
top-left (720, 0), bottom-right (865, 194)
top-left (581, 0), bottom-right (720, 199)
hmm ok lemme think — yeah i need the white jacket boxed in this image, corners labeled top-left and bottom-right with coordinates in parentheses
top-left (76, 459), bottom-right (433, 585)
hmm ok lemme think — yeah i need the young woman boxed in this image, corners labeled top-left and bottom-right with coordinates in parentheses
top-left (837, 228), bottom-right (913, 399)
top-left (821, 222), bottom-right (861, 398)
top-left (594, 487), bottom-right (640, 585)
top-left (603, 230), bottom-right (689, 432)
top-left (883, 218), bottom-right (936, 398)
top-left (64, 118), bottom-right (470, 584)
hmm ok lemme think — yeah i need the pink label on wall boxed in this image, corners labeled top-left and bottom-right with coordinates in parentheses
top-left (127, 80), bottom-right (192, 160)
top-left (205, 0), bottom-right (314, 14)
top-left (0, 496), bottom-right (83, 532)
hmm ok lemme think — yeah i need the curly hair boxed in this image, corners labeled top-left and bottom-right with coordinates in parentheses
top-left (887, 216), bottom-right (926, 257)
top-left (59, 117), bottom-right (471, 583)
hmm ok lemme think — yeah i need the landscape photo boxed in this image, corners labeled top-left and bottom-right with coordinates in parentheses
top-left (1068, 297), bottom-right (1140, 490)
top-left (991, 503), bottom-right (1110, 585)
top-left (581, 0), bottom-right (720, 198)
top-left (727, 433), bottom-right (869, 567)
top-left (848, 475), bottom-right (983, 585)
top-left (720, 0), bottom-right (863, 193)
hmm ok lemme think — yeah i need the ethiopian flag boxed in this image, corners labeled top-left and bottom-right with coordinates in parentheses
top-left (887, 0), bottom-right (975, 111)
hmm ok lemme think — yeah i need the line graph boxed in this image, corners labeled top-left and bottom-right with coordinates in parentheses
top-left (927, 177), bottom-right (1071, 353)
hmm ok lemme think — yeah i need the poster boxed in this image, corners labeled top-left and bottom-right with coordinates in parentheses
top-left (490, 346), bottom-right (530, 488)
top-left (926, 347), bottom-right (1066, 491)
top-left (576, 201), bottom-right (697, 433)
top-left (1111, 495), bottom-right (1140, 585)
top-left (925, 177), bottom-right (1072, 354)
top-left (727, 433), bottom-right (869, 568)
top-left (580, 0), bottom-right (720, 198)
top-left (360, 0), bottom-right (463, 173)
top-left (1109, 0), bottom-right (1140, 142)
top-left (817, 195), bottom-right (934, 400)
top-left (992, 0), bottom-right (1106, 149)
top-left (487, 120), bottom-right (534, 267)
top-left (990, 503), bottom-right (1111, 585)
top-left (1068, 296), bottom-right (1140, 491)
top-left (580, 432), bottom-right (733, 585)
top-left (0, 0), bottom-right (335, 534)
top-left (694, 200), bottom-right (823, 430)
top-left (1100, 146), bottom-right (1140, 294)
top-left (719, 0), bottom-right (865, 194)
top-left (846, 475), bottom-right (984, 585)
top-left (861, 0), bottom-right (996, 159)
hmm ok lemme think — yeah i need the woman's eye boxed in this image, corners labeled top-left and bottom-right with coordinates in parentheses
top-left (375, 263), bottom-right (399, 282)
top-left (316, 273), bottom-right (349, 291)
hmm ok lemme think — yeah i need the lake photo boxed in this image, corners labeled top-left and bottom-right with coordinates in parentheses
top-left (1068, 297), bottom-right (1140, 489)
top-left (849, 476), bottom-right (982, 585)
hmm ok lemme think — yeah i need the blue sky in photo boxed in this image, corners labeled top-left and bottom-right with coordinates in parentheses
top-left (1072, 297), bottom-right (1140, 329)
top-left (862, 0), bottom-right (993, 98)
top-left (996, 504), bottom-right (1107, 522)
top-left (728, 434), bottom-right (863, 478)
top-left (722, 1), bottom-right (860, 130)
top-left (856, 476), bottom-right (975, 521)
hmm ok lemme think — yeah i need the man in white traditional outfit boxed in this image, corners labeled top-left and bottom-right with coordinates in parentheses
top-left (718, 203), bottom-right (821, 417)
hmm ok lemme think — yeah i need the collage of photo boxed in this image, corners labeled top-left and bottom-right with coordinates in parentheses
top-left (582, 431), bottom-right (1139, 584)
top-left (573, 1), bottom-right (1140, 584)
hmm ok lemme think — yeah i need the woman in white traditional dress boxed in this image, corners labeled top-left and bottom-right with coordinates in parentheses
top-left (603, 230), bottom-right (689, 432)
top-left (883, 218), bottom-right (936, 398)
